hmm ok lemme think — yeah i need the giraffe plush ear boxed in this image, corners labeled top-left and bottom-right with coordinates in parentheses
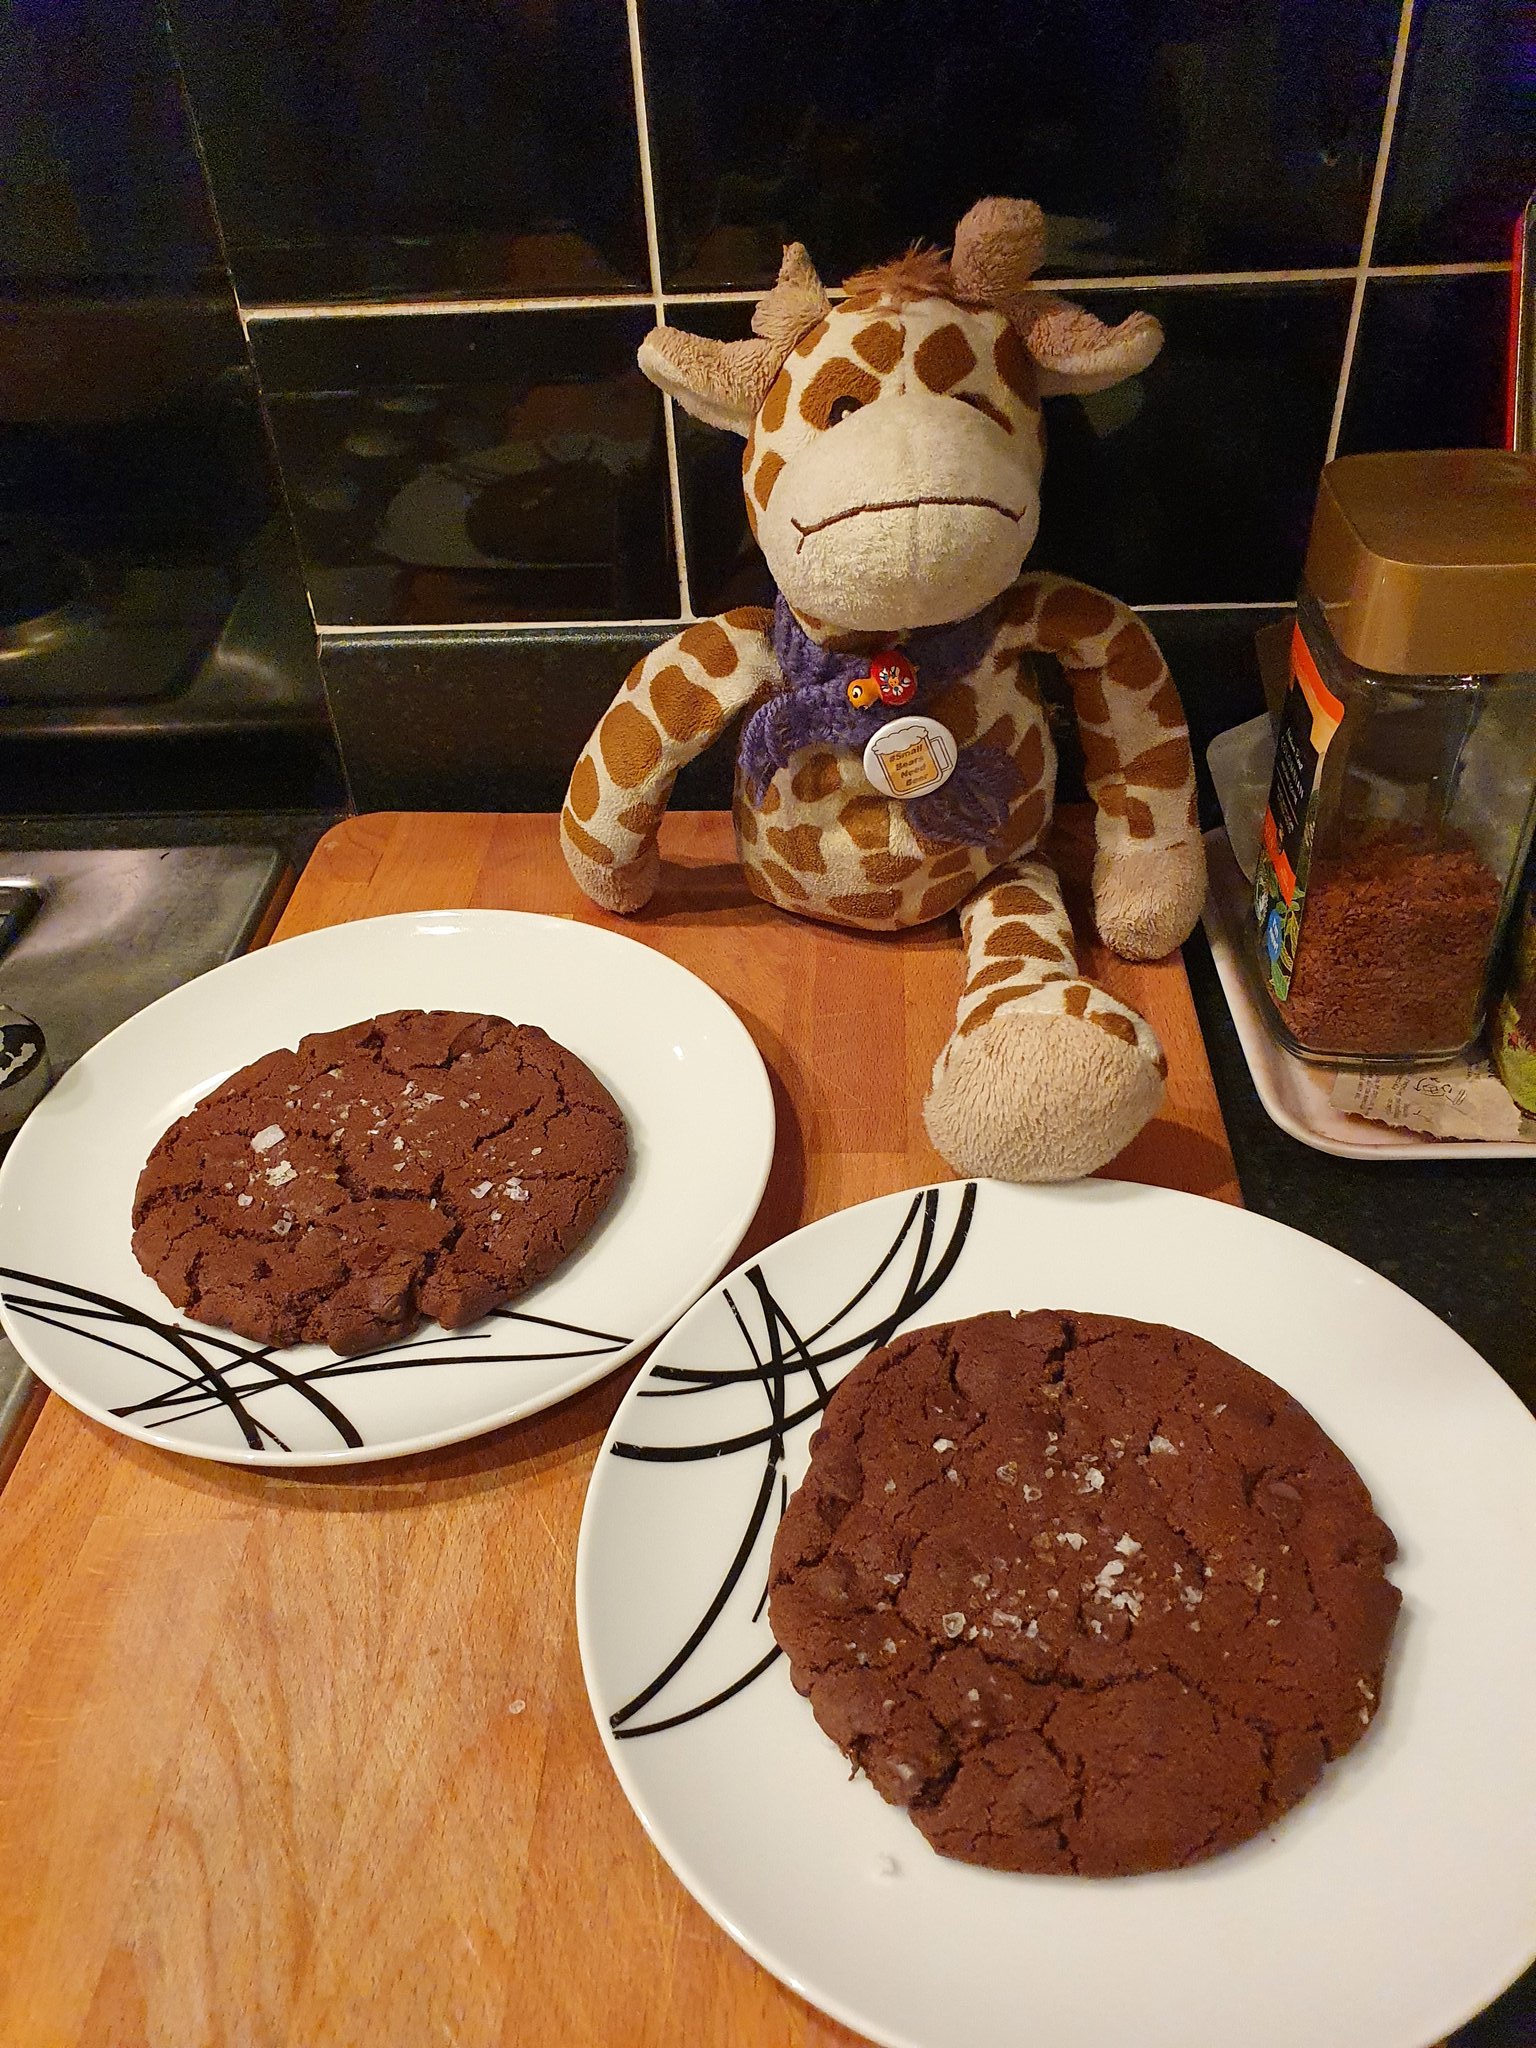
top-left (950, 196), bottom-right (1162, 396)
top-left (636, 243), bottom-right (828, 436)
top-left (636, 328), bottom-right (780, 435)
top-left (1012, 293), bottom-right (1164, 397)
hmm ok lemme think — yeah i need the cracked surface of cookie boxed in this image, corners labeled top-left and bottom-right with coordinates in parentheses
top-left (132, 1009), bottom-right (627, 1354)
top-left (767, 1309), bottom-right (1400, 1877)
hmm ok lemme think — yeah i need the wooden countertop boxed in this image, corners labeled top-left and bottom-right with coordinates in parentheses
top-left (0, 810), bottom-right (1238, 2048)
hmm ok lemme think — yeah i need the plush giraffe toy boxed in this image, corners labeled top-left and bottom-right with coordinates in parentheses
top-left (561, 197), bottom-right (1206, 1182)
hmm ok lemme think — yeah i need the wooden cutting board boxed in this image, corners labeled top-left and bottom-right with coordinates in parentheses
top-left (0, 810), bottom-right (1238, 2048)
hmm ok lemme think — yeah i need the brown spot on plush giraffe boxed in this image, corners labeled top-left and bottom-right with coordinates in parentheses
top-left (562, 197), bottom-right (1204, 1183)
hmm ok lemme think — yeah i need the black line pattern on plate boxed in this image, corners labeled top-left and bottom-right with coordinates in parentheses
top-left (608, 1183), bottom-right (977, 1739)
top-left (0, 1266), bottom-right (630, 1454)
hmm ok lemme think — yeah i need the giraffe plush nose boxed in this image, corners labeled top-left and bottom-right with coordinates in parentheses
top-left (760, 393), bottom-right (1042, 633)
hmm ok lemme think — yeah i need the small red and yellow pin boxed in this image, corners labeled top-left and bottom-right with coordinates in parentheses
top-left (847, 650), bottom-right (917, 711)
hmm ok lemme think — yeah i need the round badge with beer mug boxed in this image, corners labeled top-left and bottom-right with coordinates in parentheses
top-left (862, 716), bottom-right (958, 801)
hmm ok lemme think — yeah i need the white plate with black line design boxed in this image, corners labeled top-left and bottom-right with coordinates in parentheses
top-left (577, 1179), bottom-right (1536, 2048)
top-left (0, 909), bottom-right (773, 1466)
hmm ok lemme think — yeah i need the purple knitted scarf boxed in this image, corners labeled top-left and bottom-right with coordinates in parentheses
top-left (737, 595), bottom-right (1020, 848)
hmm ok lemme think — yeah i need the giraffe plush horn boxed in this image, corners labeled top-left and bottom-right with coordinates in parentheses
top-left (951, 196), bottom-right (1048, 304)
top-left (750, 240), bottom-right (830, 345)
top-left (637, 243), bottom-right (828, 436)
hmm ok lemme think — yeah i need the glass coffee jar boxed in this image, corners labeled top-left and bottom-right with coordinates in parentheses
top-left (1252, 449), bottom-right (1536, 1066)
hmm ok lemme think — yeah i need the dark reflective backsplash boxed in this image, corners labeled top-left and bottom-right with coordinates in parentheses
top-left (0, 0), bottom-right (331, 762)
top-left (167, 0), bottom-right (650, 305)
top-left (3, 0), bottom-right (1526, 889)
top-left (1, 0), bottom-right (221, 294)
top-left (667, 304), bottom-right (775, 621)
top-left (157, 0), bottom-right (1521, 647)
top-left (1032, 284), bottom-right (1351, 604)
top-left (1338, 271), bottom-right (1513, 455)
top-left (642, 0), bottom-right (1399, 289)
top-left (249, 310), bottom-right (676, 627)
top-left (1376, 0), bottom-right (1536, 265)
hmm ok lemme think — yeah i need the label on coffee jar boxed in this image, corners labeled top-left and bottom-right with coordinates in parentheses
top-left (1252, 625), bottom-right (1344, 1003)
top-left (863, 716), bottom-right (957, 801)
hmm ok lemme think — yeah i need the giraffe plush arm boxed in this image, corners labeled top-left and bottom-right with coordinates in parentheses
top-left (561, 609), bottom-right (779, 913)
top-left (998, 573), bottom-right (1206, 960)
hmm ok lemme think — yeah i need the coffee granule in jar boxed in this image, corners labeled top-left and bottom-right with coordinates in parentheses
top-left (1280, 826), bottom-right (1506, 1058)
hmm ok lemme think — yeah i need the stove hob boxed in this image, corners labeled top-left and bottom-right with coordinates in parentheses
top-left (0, 842), bottom-right (288, 1463)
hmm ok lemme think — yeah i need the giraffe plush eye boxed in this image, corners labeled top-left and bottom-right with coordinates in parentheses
top-left (799, 356), bottom-right (881, 430)
top-left (952, 389), bottom-right (1015, 434)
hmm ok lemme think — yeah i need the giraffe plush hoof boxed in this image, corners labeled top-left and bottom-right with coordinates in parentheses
top-left (1092, 839), bottom-right (1207, 961)
top-left (559, 826), bottom-right (659, 915)
top-left (923, 999), bottom-right (1165, 1183)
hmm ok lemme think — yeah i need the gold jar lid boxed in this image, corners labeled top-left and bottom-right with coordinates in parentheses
top-left (1305, 449), bottom-right (1536, 676)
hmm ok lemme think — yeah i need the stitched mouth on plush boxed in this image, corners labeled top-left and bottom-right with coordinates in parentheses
top-left (790, 495), bottom-right (1026, 550)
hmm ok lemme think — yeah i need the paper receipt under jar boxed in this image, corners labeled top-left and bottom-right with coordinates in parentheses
top-left (1330, 1061), bottom-right (1536, 1142)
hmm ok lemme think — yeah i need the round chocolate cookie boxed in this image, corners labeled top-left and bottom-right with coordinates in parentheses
top-left (768, 1309), bottom-right (1400, 1878)
top-left (132, 1009), bottom-right (627, 1354)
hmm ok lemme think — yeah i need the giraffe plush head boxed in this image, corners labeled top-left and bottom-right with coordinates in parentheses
top-left (640, 198), bottom-right (1162, 633)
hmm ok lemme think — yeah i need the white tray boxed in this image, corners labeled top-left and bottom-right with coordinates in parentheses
top-left (1201, 831), bottom-right (1536, 1161)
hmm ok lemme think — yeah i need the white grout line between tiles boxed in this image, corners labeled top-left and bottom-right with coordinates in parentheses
top-left (625, 0), bottom-right (694, 622)
top-left (315, 603), bottom-right (1293, 641)
top-left (238, 265), bottom-right (1511, 325)
top-left (1326, 0), bottom-right (1417, 462)
top-left (244, 293), bottom-right (659, 320)
top-left (315, 620), bottom-right (685, 639)
top-left (1369, 260), bottom-right (1513, 278)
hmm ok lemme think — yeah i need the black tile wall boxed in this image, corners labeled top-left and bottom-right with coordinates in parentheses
top-left (247, 310), bottom-right (676, 628)
top-left (642, 0), bottom-right (1399, 290)
top-left (1, 0), bottom-right (336, 781)
top-left (1029, 285), bottom-right (1350, 604)
top-left (1337, 271), bottom-right (1513, 454)
top-left (643, 1), bottom-right (1400, 292)
top-left (1375, 0), bottom-right (1536, 265)
top-left (318, 629), bottom-right (736, 813)
top-left (161, 0), bottom-right (1525, 817)
top-left (167, 0), bottom-right (650, 305)
top-left (1141, 606), bottom-right (1284, 825)
top-left (2, 0), bottom-right (223, 294)
top-left (2, 0), bottom-right (256, 584)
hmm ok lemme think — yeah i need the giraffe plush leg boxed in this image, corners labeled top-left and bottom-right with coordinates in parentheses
top-left (922, 857), bottom-right (1165, 1182)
